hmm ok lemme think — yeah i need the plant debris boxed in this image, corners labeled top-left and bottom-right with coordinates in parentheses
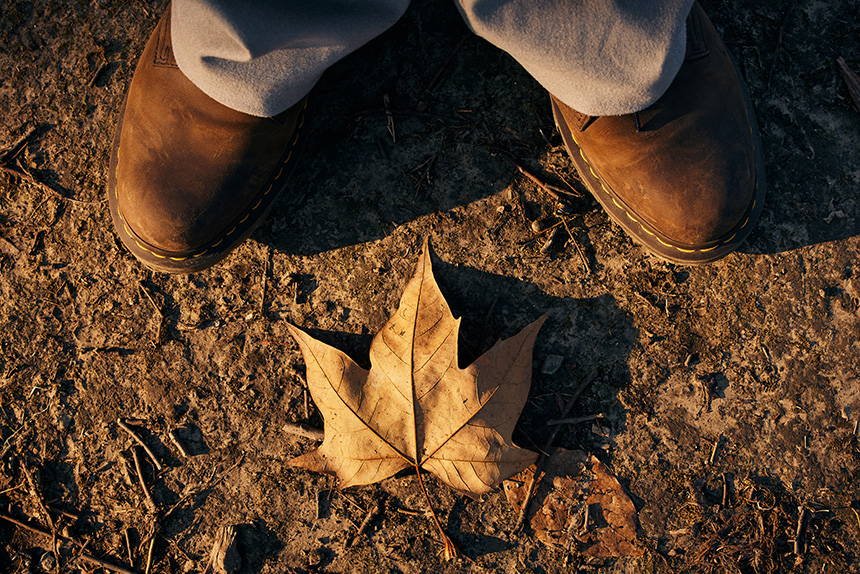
top-left (504, 448), bottom-right (643, 558)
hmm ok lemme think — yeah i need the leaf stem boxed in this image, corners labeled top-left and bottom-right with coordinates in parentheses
top-left (414, 464), bottom-right (459, 560)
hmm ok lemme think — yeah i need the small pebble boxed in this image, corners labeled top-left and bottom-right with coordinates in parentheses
top-left (531, 219), bottom-right (549, 233)
top-left (541, 355), bottom-right (564, 375)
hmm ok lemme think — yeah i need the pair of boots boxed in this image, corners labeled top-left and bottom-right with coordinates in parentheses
top-left (108, 3), bottom-right (764, 273)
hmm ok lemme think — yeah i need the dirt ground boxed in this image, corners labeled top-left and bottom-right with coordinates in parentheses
top-left (1, 0), bottom-right (859, 572)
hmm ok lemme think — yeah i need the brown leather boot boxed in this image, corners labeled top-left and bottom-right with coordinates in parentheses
top-left (108, 8), bottom-right (308, 273)
top-left (551, 2), bottom-right (765, 264)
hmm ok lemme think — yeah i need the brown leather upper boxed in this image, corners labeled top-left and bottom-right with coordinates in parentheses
top-left (553, 2), bottom-right (757, 247)
top-left (113, 9), bottom-right (305, 256)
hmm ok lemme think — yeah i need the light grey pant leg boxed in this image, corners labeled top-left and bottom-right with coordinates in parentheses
top-left (171, 0), bottom-right (410, 117)
top-left (455, 0), bottom-right (695, 116)
top-left (172, 0), bottom-right (693, 118)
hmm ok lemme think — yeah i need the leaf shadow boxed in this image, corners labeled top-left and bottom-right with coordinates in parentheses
top-left (253, 0), bottom-right (554, 259)
top-left (234, 522), bottom-right (287, 574)
top-left (429, 256), bottom-right (637, 454)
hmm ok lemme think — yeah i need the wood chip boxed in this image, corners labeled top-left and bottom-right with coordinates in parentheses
top-left (208, 526), bottom-right (240, 574)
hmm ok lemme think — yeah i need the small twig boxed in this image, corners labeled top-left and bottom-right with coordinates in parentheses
top-left (88, 61), bottom-right (109, 87)
top-left (0, 512), bottom-right (138, 574)
top-left (348, 498), bottom-right (384, 547)
top-left (124, 528), bottom-right (135, 569)
top-left (709, 433), bottom-right (723, 465)
top-left (282, 421), bottom-right (324, 441)
top-left (168, 430), bottom-right (189, 458)
top-left (394, 506), bottom-right (426, 517)
top-left (137, 283), bottom-right (162, 318)
top-left (582, 502), bottom-right (591, 533)
top-left (560, 218), bottom-right (590, 274)
top-left (512, 371), bottom-right (597, 535)
top-left (511, 160), bottom-right (579, 202)
top-left (132, 447), bottom-right (157, 513)
top-left (721, 472), bottom-right (729, 507)
top-left (118, 419), bottom-right (162, 471)
top-left (138, 282), bottom-right (164, 343)
top-left (517, 220), bottom-right (565, 246)
top-left (144, 535), bottom-right (156, 574)
top-left (794, 506), bottom-right (808, 555)
top-left (0, 482), bottom-right (25, 495)
top-left (551, 166), bottom-right (582, 191)
top-left (46, 505), bottom-right (79, 521)
top-left (546, 413), bottom-right (603, 426)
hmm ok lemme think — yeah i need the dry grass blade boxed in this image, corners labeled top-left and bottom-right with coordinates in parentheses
top-left (207, 526), bottom-right (240, 574)
top-left (837, 57), bottom-right (860, 112)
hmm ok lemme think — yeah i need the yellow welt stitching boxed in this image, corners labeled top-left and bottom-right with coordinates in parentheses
top-left (118, 99), bottom-right (307, 264)
top-left (145, 245), bottom-right (167, 259)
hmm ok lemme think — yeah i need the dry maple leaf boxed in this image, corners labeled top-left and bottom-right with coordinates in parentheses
top-left (504, 448), bottom-right (643, 558)
top-left (286, 239), bottom-right (543, 556)
top-left (287, 239), bottom-right (542, 495)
